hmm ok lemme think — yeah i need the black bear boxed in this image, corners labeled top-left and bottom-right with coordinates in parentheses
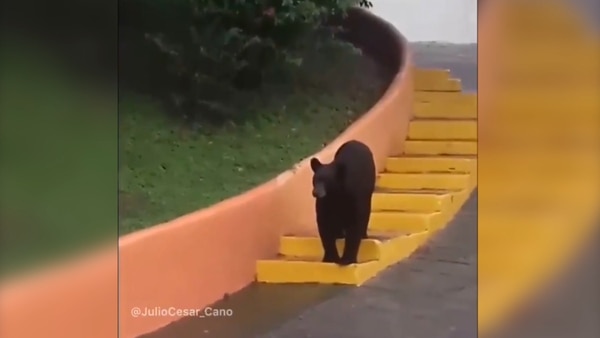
top-left (310, 140), bottom-right (376, 266)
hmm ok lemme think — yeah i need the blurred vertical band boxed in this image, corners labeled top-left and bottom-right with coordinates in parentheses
top-left (0, 0), bottom-right (118, 337)
top-left (478, 0), bottom-right (600, 336)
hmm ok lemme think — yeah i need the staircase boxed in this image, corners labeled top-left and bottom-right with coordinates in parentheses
top-left (256, 68), bottom-right (478, 285)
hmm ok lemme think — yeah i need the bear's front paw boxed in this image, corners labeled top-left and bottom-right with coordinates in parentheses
top-left (337, 256), bottom-right (357, 266)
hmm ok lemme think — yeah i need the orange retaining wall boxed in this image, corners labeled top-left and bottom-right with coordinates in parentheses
top-left (0, 8), bottom-right (414, 338)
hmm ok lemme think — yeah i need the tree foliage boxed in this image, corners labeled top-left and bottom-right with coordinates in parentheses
top-left (142, 0), bottom-right (374, 123)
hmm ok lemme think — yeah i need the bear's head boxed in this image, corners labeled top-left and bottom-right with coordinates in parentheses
top-left (310, 157), bottom-right (345, 198)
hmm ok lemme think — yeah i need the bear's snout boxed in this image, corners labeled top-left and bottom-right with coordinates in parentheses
top-left (312, 184), bottom-right (326, 198)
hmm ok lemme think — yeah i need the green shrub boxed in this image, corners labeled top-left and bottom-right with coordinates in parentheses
top-left (142, 0), bottom-right (373, 124)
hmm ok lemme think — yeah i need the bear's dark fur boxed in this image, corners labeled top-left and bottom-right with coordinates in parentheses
top-left (310, 140), bottom-right (376, 266)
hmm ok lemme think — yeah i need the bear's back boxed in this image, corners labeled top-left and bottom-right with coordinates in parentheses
top-left (334, 140), bottom-right (376, 195)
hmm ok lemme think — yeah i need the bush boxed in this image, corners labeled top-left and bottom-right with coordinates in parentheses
top-left (141, 0), bottom-right (373, 124)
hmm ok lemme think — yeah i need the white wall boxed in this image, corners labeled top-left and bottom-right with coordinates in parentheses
top-left (370, 0), bottom-right (477, 43)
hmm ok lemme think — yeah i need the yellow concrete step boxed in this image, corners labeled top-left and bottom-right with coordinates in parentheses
top-left (377, 172), bottom-right (472, 190)
top-left (415, 79), bottom-right (462, 92)
top-left (256, 258), bottom-right (381, 285)
top-left (414, 100), bottom-right (477, 119)
top-left (369, 211), bottom-right (442, 232)
top-left (414, 68), bottom-right (461, 91)
top-left (414, 92), bottom-right (476, 105)
top-left (372, 190), bottom-right (454, 212)
top-left (415, 68), bottom-right (451, 82)
top-left (403, 140), bottom-right (477, 155)
top-left (372, 188), bottom-right (474, 221)
top-left (256, 232), bottom-right (430, 285)
top-left (385, 156), bottom-right (476, 174)
top-left (408, 120), bottom-right (477, 141)
top-left (278, 237), bottom-right (380, 263)
top-left (278, 232), bottom-right (418, 263)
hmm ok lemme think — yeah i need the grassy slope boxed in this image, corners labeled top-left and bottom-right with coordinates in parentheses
top-left (119, 41), bottom-right (388, 232)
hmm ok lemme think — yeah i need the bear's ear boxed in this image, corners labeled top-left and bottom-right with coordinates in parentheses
top-left (310, 158), bottom-right (322, 172)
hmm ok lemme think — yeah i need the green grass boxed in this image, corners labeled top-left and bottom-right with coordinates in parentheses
top-left (119, 40), bottom-right (388, 232)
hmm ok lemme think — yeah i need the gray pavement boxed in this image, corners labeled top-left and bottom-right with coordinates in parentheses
top-left (139, 43), bottom-right (479, 338)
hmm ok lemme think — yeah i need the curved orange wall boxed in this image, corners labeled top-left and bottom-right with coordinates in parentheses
top-left (0, 8), bottom-right (414, 338)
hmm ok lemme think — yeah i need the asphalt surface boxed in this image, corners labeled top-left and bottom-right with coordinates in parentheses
top-left (140, 44), bottom-right (480, 338)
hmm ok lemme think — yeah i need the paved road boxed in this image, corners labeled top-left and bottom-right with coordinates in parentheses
top-left (140, 44), bottom-right (479, 338)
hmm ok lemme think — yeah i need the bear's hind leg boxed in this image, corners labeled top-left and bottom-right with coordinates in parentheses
top-left (360, 195), bottom-right (372, 239)
top-left (339, 197), bottom-right (371, 265)
top-left (339, 225), bottom-right (361, 266)
top-left (320, 233), bottom-right (339, 263)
